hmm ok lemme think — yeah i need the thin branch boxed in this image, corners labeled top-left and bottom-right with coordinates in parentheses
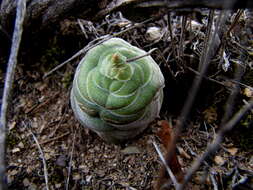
top-left (210, 172), bottom-right (219, 190)
top-left (77, 19), bottom-right (88, 39)
top-left (32, 132), bottom-right (70, 147)
top-left (221, 63), bottom-right (244, 125)
top-left (178, 15), bottom-right (187, 65)
top-left (198, 10), bottom-right (215, 70)
top-left (43, 35), bottom-right (111, 78)
top-left (0, 0), bottom-right (26, 189)
top-left (167, 12), bottom-right (177, 61)
top-left (65, 130), bottom-right (77, 190)
top-left (186, 66), bottom-right (229, 88)
top-left (153, 142), bottom-right (179, 189)
top-left (43, 18), bottom-right (153, 78)
top-left (179, 99), bottom-right (253, 190)
top-left (136, 0), bottom-right (253, 9)
top-left (226, 9), bottom-right (244, 36)
top-left (230, 79), bottom-right (253, 91)
top-left (165, 1), bottom-right (236, 187)
top-left (175, 8), bottom-right (221, 141)
top-left (126, 48), bottom-right (157, 62)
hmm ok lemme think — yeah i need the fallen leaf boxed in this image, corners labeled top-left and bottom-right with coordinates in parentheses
top-left (214, 155), bottom-right (225, 165)
top-left (155, 120), bottom-right (184, 190)
top-left (73, 173), bottom-right (81, 180)
top-left (55, 184), bottom-right (62, 188)
top-left (79, 165), bottom-right (89, 173)
top-left (23, 178), bottom-right (30, 186)
top-left (157, 120), bottom-right (174, 150)
top-left (12, 148), bottom-right (20, 153)
top-left (18, 142), bottom-right (24, 149)
top-left (44, 153), bottom-right (51, 160)
top-left (227, 147), bottom-right (238, 155)
top-left (203, 107), bottom-right (217, 123)
top-left (9, 121), bottom-right (17, 131)
top-left (86, 175), bottom-right (92, 183)
top-left (243, 88), bottom-right (253, 98)
top-left (121, 146), bottom-right (141, 154)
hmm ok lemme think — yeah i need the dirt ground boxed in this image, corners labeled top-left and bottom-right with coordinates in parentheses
top-left (2, 9), bottom-right (253, 190)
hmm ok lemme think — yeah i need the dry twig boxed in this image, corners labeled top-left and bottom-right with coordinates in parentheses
top-left (153, 142), bottom-right (179, 189)
top-left (65, 130), bottom-right (77, 190)
top-left (135, 0), bottom-right (253, 9)
top-left (161, 1), bottom-right (239, 188)
top-left (179, 98), bottom-right (253, 189)
top-left (126, 48), bottom-right (158, 62)
top-left (29, 129), bottom-right (50, 190)
top-left (32, 132), bottom-right (70, 147)
top-left (178, 15), bottom-right (187, 65)
top-left (43, 18), bottom-right (153, 78)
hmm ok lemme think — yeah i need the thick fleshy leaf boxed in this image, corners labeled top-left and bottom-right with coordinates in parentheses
top-left (71, 37), bottom-right (165, 142)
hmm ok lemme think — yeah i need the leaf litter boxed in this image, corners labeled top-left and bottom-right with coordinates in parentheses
top-left (2, 8), bottom-right (253, 190)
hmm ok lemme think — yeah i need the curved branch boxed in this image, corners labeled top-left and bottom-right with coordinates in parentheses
top-left (1, 0), bottom-right (253, 35)
top-left (0, 0), bottom-right (26, 189)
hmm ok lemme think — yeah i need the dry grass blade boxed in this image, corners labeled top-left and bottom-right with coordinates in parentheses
top-left (29, 130), bottom-right (50, 190)
top-left (0, 0), bottom-right (26, 189)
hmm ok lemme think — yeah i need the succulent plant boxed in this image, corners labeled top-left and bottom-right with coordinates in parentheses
top-left (71, 38), bottom-right (164, 143)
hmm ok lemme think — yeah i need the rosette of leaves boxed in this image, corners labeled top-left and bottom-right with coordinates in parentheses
top-left (71, 38), bottom-right (164, 143)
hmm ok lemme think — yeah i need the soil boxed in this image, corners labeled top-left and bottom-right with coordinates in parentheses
top-left (1, 9), bottom-right (253, 190)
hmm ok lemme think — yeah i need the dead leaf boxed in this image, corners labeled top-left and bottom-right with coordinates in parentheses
top-left (55, 184), bottom-right (62, 188)
top-left (214, 155), bottom-right (225, 165)
top-left (121, 146), bottom-right (141, 154)
top-left (73, 173), bottom-right (81, 180)
top-left (155, 120), bottom-right (184, 190)
top-left (23, 178), bottom-right (30, 186)
top-left (203, 107), bottom-right (217, 123)
top-left (9, 121), bottom-right (17, 131)
top-left (18, 142), bottom-right (24, 149)
top-left (243, 88), bottom-right (253, 98)
top-left (227, 147), bottom-right (238, 155)
top-left (12, 148), bottom-right (20, 153)
top-left (44, 153), bottom-right (51, 160)
top-left (157, 120), bottom-right (174, 150)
